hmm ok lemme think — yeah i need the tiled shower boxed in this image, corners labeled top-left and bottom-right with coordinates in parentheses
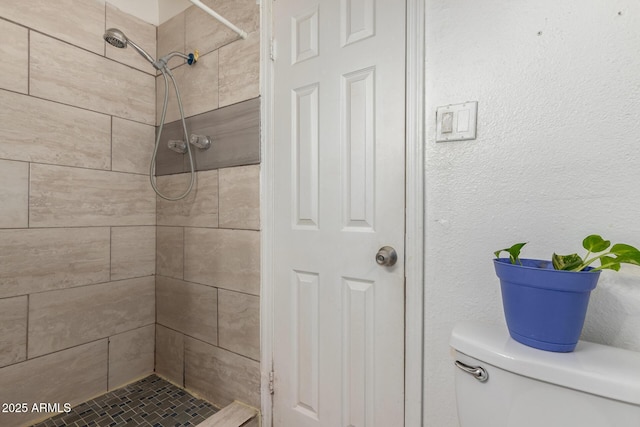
top-left (0, 1), bottom-right (261, 426)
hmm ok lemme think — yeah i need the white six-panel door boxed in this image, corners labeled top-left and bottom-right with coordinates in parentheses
top-left (272, 0), bottom-right (406, 425)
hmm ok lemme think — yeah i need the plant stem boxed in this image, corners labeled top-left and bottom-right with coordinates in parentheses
top-left (573, 252), bottom-right (608, 272)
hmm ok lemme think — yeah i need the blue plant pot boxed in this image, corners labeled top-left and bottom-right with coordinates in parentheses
top-left (494, 258), bottom-right (601, 352)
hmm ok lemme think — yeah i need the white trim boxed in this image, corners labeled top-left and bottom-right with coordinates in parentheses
top-left (259, 0), bottom-right (275, 425)
top-left (259, 0), bottom-right (425, 425)
top-left (404, 0), bottom-right (426, 425)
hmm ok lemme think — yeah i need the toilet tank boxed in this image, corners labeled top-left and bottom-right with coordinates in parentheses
top-left (450, 322), bottom-right (640, 427)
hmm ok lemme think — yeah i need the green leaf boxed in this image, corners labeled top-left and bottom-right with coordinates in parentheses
top-left (597, 256), bottom-right (620, 271)
top-left (552, 253), bottom-right (583, 271)
top-left (582, 235), bottom-right (611, 253)
top-left (494, 242), bottom-right (527, 264)
top-left (610, 243), bottom-right (640, 256)
top-left (616, 251), bottom-right (640, 267)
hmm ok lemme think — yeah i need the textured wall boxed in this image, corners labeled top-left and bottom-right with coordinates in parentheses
top-left (0, 1), bottom-right (157, 426)
top-left (154, 0), bottom-right (262, 410)
top-left (424, 1), bottom-right (640, 425)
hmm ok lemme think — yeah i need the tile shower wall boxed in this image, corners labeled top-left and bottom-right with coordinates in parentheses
top-left (155, 168), bottom-right (261, 409)
top-left (0, 1), bottom-right (156, 426)
top-left (154, 0), bottom-right (261, 410)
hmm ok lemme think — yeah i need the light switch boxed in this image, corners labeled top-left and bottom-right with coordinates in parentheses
top-left (442, 112), bottom-right (454, 133)
top-left (435, 101), bottom-right (478, 142)
top-left (457, 109), bottom-right (470, 132)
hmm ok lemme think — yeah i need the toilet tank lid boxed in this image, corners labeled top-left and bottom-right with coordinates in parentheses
top-left (450, 322), bottom-right (640, 406)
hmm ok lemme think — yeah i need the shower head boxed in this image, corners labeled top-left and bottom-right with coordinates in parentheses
top-left (103, 28), bottom-right (127, 49)
top-left (103, 28), bottom-right (158, 68)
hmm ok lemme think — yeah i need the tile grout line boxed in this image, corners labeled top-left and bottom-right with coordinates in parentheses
top-left (103, 1), bottom-right (107, 58)
top-left (153, 272), bottom-right (260, 298)
top-left (216, 47), bottom-right (220, 110)
top-left (161, 325), bottom-right (260, 363)
top-left (0, 85), bottom-right (154, 127)
top-left (154, 201), bottom-right (159, 378)
top-left (109, 226), bottom-right (113, 282)
top-left (27, 28), bottom-right (30, 95)
top-left (27, 162), bottom-right (30, 229)
top-left (110, 115), bottom-right (113, 172)
top-left (6, 156), bottom-right (154, 177)
top-left (217, 169), bottom-right (221, 228)
top-left (106, 333), bottom-right (110, 391)
top-left (25, 294), bottom-right (29, 360)
top-left (183, 339), bottom-right (187, 388)
top-left (182, 226), bottom-right (186, 280)
top-left (0, 273), bottom-right (156, 301)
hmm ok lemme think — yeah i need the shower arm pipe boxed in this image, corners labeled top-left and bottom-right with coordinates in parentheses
top-left (188, 0), bottom-right (248, 39)
top-left (158, 51), bottom-right (197, 68)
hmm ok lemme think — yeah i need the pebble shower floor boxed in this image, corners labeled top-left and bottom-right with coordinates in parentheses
top-left (31, 375), bottom-right (217, 427)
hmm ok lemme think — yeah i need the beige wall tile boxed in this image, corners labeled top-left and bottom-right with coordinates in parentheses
top-left (0, 159), bottom-right (28, 228)
top-left (156, 51), bottom-right (219, 124)
top-left (0, 0), bottom-right (105, 54)
top-left (0, 90), bottom-right (111, 169)
top-left (184, 228), bottom-right (260, 295)
top-left (158, 12), bottom-right (185, 67)
top-left (28, 276), bottom-right (155, 358)
top-left (156, 67), bottom-right (180, 125)
top-left (0, 227), bottom-right (110, 299)
top-left (30, 164), bottom-right (156, 227)
top-left (185, 0), bottom-right (259, 56)
top-left (0, 19), bottom-right (28, 93)
top-left (185, 170), bottom-right (219, 227)
top-left (111, 226), bottom-right (156, 280)
top-left (30, 32), bottom-right (155, 125)
top-left (219, 165), bottom-right (260, 230)
top-left (157, 174), bottom-right (190, 226)
top-left (157, 170), bottom-right (219, 227)
top-left (156, 324), bottom-right (184, 386)
top-left (157, 276), bottom-right (217, 345)
top-left (182, 50), bottom-right (219, 118)
top-left (108, 325), bottom-right (155, 390)
top-left (112, 117), bottom-right (155, 175)
top-left (156, 173), bottom-right (189, 226)
top-left (219, 32), bottom-right (260, 108)
top-left (106, 4), bottom-right (157, 73)
top-left (218, 290), bottom-right (260, 361)
top-left (185, 337), bottom-right (260, 408)
top-left (0, 340), bottom-right (107, 426)
top-left (0, 296), bottom-right (27, 368)
top-left (156, 226), bottom-right (184, 279)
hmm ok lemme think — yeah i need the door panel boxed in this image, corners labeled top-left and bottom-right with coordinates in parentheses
top-left (272, 0), bottom-right (406, 425)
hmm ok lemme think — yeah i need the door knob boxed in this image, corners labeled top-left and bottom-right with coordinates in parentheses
top-left (376, 246), bottom-right (398, 266)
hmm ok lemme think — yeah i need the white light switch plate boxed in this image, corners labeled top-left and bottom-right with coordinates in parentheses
top-left (435, 101), bottom-right (478, 142)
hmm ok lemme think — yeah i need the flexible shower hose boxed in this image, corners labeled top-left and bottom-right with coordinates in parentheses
top-left (149, 66), bottom-right (196, 201)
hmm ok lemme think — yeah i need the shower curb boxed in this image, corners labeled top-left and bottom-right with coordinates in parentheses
top-left (196, 401), bottom-right (259, 427)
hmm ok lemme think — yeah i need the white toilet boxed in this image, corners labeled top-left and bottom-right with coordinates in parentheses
top-left (450, 322), bottom-right (640, 427)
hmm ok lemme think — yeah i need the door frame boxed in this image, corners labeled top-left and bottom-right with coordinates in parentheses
top-left (259, 0), bottom-right (425, 425)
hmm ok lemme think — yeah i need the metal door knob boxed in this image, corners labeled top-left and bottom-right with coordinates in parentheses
top-left (376, 246), bottom-right (397, 266)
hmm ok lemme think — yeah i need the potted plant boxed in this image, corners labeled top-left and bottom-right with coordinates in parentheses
top-left (494, 235), bottom-right (640, 352)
